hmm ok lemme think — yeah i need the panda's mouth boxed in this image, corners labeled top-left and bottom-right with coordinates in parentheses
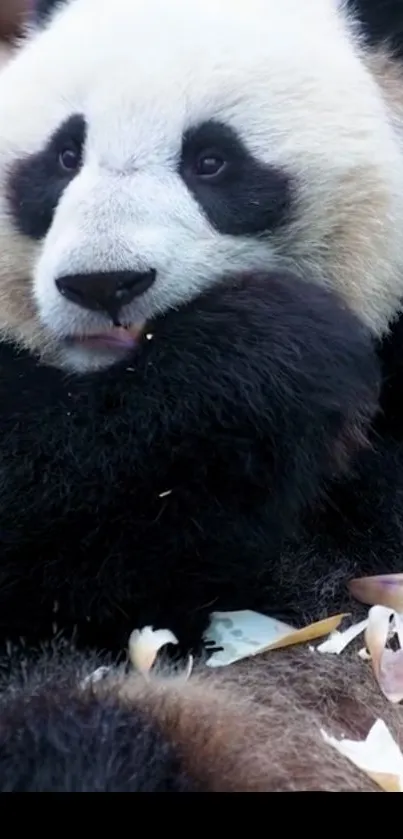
top-left (65, 325), bottom-right (145, 353)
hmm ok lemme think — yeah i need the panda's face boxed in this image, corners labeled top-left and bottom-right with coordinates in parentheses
top-left (0, 0), bottom-right (402, 371)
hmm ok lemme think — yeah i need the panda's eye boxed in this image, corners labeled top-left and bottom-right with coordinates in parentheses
top-left (195, 151), bottom-right (227, 180)
top-left (58, 145), bottom-right (80, 173)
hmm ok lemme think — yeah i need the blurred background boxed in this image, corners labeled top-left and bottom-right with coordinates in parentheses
top-left (0, 0), bottom-right (28, 40)
top-left (0, 0), bottom-right (29, 66)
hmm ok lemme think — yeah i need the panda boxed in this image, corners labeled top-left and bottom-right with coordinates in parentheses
top-left (0, 0), bottom-right (402, 791)
top-left (0, 0), bottom-right (390, 653)
top-left (0, 0), bottom-right (399, 646)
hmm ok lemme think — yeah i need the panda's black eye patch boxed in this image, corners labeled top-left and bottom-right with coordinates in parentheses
top-left (7, 114), bottom-right (86, 241)
top-left (180, 120), bottom-right (292, 236)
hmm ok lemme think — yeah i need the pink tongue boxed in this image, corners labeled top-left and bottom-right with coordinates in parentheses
top-left (79, 327), bottom-right (141, 350)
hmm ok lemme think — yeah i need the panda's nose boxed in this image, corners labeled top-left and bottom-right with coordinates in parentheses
top-left (56, 269), bottom-right (157, 320)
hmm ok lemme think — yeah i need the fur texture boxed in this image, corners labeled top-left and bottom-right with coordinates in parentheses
top-left (0, 0), bottom-right (27, 40)
top-left (1, 0), bottom-right (403, 792)
top-left (0, 271), bottom-right (380, 654)
top-left (348, 0), bottom-right (403, 60)
top-left (33, 1), bottom-right (67, 26)
top-left (0, 641), bottom-right (401, 792)
top-left (0, 0), bottom-right (402, 374)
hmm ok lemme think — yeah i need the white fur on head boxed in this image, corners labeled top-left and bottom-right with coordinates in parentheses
top-left (0, 0), bottom-right (402, 370)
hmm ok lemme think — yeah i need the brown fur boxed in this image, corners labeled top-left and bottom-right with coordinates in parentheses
top-left (0, 0), bottom-right (27, 41)
top-left (90, 645), bottom-right (403, 791)
top-left (0, 1), bottom-right (26, 73)
top-left (2, 641), bottom-right (401, 790)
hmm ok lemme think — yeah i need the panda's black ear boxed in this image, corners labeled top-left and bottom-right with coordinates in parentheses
top-left (32, 0), bottom-right (67, 27)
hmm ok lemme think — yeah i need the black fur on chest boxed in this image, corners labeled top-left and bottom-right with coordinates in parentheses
top-left (0, 272), bottom-right (379, 654)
